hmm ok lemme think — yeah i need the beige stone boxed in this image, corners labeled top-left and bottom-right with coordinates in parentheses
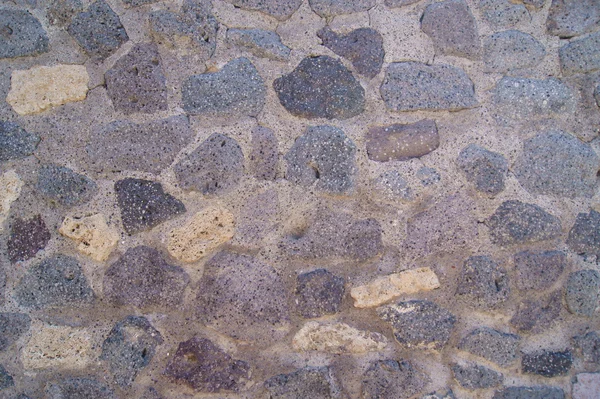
top-left (59, 214), bottom-right (119, 262)
top-left (351, 267), bottom-right (440, 308)
top-left (167, 206), bottom-right (235, 263)
top-left (7, 65), bottom-right (89, 115)
top-left (292, 321), bottom-right (388, 354)
top-left (0, 170), bottom-right (24, 232)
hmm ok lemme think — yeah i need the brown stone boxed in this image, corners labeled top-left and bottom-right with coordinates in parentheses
top-left (366, 120), bottom-right (439, 162)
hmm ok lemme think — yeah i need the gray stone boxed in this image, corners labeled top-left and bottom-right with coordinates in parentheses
top-left (45, 378), bottom-right (115, 399)
top-left (233, 189), bottom-right (278, 249)
top-left (317, 26), bottom-right (384, 78)
top-left (14, 254), bottom-right (94, 310)
top-left (0, 10), bottom-right (49, 58)
top-left (0, 121), bottom-right (40, 163)
top-left (451, 363), bottom-right (503, 389)
top-left (574, 331), bottom-right (600, 364)
top-left (514, 250), bottom-right (566, 291)
top-left (521, 0), bottom-right (546, 9)
top-left (547, 0), bottom-right (600, 38)
top-left (0, 313), bottom-right (30, 352)
top-left (362, 359), bottom-right (429, 399)
top-left (510, 291), bottom-right (562, 333)
top-left (456, 255), bottom-right (510, 308)
top-left (366, 120), bottom-right (439, 162)
top-left (174, 133), bottom-right (244, 195)
top-left (0, 365), bottom-right (13, 390)
top-left (249, 126), bottom-right (278, 181)
top-left (421, 0), bottom-right (481, 60)
top-left (565, 270), bottom-right (600, 316)
top-left (573, 373), bottom-right (600, 399)
top-left (226, 0), bottom-right (303, 20)
top-left (479, 0), bottom-right (530, 29)
top-left (227, 28), bottom-right (290, 61)
top-left (103, 246), bottom-right (188, 309)
top-left (457, 144), bottom-right (507, 195)
top-left (182, 57), bottom-right (265, 117)
top-left (374, 170), bottom-right (414, 202)
top-left (484, 31), bottom-right (546, 73)
top-left (421, 389), bottom-right (456, 399)
top-left (486, 200), bottom-right (562, 247)
top-left (378, 300), bottom-right (457, 350)
top-left (522, 350), bottom-right (573, 377)
top-left (309, 0), bottom-right (376, 17)
top-left (115, 178), bottom-right (186, 234)
top-left (67, 0), bottom-right (129, 59)
top-left (417, 167), bottom-right (440, 186)
top-left (295, 269), bottom-right (345, 318)
top-left (568, 210), bottom-right (600, 257)
top-left (7, 214), bottom-right (51, 263)
top-left (36, 164), bottom-right (97, 208)
top-left (492, 386), bottom-right (565, 399)
top-left (123, 0), bottom-right (159, 5)
top-left (595, 84), bottom-right (600, 106)
top-left (385, 0), bottom-right (421, 7)
top-left (274, 56), bottom-right (365, 120)
top-left (140, 387), bottom-right (163, 399)
top-left (285, 126), bottom-right (356, 193)
top-left (265, 367), bottom-right (343, 399)
top-left (559, 31), bottom-right (600, 75)
top-left (458, 327), bottom-right (520, 367)
top-left (380, 62), bottom-right (477, 111)
top-left (47, 0), bottom-right (83, 27)
top-left (568, 71), bottom-right (600, 141)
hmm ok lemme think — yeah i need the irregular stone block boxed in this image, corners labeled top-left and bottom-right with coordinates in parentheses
top-left (479, 0), bottom-right (530, 29)
top-left (574, 331), bottom-right (600, 364)
top-left (362, 359), bottom-right (429, 399)
top-left (522, 350), bottom-right (573, 377)
top-left (7, 214), bottom-right (50, 263)
top-left (493, 386), bottom-right (565, 399)
top-left (292, 321), bottom-right (387, 354)
top-left (295, 269), bottom-right (344, 318)
top-left (565, 269), bottom-right (600, 316)
top-left (457, 144), bottom-right (507, 195)
top-left (309, 0), bottom-right (376, 17)
top-left (226, 0), bottom-right (303, 20)
top-left (0, 10), bottom-right (49, 58)
top-left (47, 0), bottom-right (84, 27)
top-left (0, 121), bottom-right (40, 162)
top-left (381, 62), bottom-right (477, 111)
top-left (546, 0), bottom-right (600, 38)
top-left (458, 327), bottom-right (520, 367)
top-left (568, 210), bottom-right (600, 256)
top-left (227, 28), bottom-right (290, 61)
top-left (560, 31), bottom-right (600, 75)
top-left (573, 372), bottom-right (600, 399)
top-left (274, 56), bottom-right (365, 120)
top-left (59, 214), bottom-right (119, 262)
top-left (373, 170), bottom-right (414, 202)
top-left (417, 167), bottom-right (440, 186)
top-left (451, 363), bottom-right (503, 389)
top-left (37, 164), bottom-right (97, 208)
top-left (0, 171), bottom-right (24, 233)
top-left (249, 126), bottom-right (278, 180)
top-left (514, 250), bottom-right (566, 291)
top-left (456, 255), bottom-right (510, 308)
top-left (366, 120), bottom-right (439, 162)
top-left (484, 30), bottom-right (545, 73)
top-left (45, 378), bottom-right (115, 399)
top-left (7, 65), bottom-right (89, 115)
top-left (510, 291), bottom-right (561, 333)
top-left (0, 313), bottom-right (31, 352)
top-left (0, 365), bottom-right (13, 389)
top-left (265, 367), bottom-right (343, 399)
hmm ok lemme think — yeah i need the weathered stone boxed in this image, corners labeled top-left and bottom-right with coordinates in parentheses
top-left (115, 178), bottom-right (185, 234)
top-left (164, 336), bottom-right (250, 392)
top-left (14, 254), bottom-right (94, 309)
top-left (514, 131), bottom-right (599, 198)
top-left (385, 0), bottom-right (421, 7)
top-left (265, 367), bottom-right (343, 399)
top-left (451, 363), bottom-right (503, 389)
top-left (317, 26), bottom-right (384, 78)
top-left (573, 372), bottom-right (600, 399)
top-left (380, 62), bottom-right (477, 111)
top-left (373, 170), bottom-right (414, 202)
top-left (479, 0), bottom-right (530, 29)
top-left (459, 327), bottom-right (520, 367)
top-left (309, 0), bottom-right (376, 17)
top-left (7, 65), bottom-right (89, 115)
top-left (0, 365), bottom-right (13, 390)
top-left (285, 126), bottom-right (357, 193)
top-left (227, 28), bottom-right (290, 61)
top-left (351, 267), bottom-right (440, 308)
top-left (522, 350), bottom-right (573, 377)
top-left (101, 316), bottom-right (163, 386)
top-left (417, 167), bottom-right (440, 186)
top-left (568, 210), bottom-right (600, 256)
top-left (174, 133), bottom-right (244, 195)
top-left (47, 0), bottom-right (84, 27)
top-left (362, 359), bottom-right (429, 399)
top-left (67, 0), bottom-right (128, 59)
top-left (233, 189), bottom-right (278, 249)
top-left (249, 126), bottom-right (278, 180)
top-left (378, 300), bottom-right (457, 350)
top-left (456, 255), bottom-right (510, 308)
top-left (182, 57), bottom-right (265, 117)
top-left (45, 378), bottom-right (115, 399)
top-left (493, 386), bottom-right (565, 399)
top-left (510, 291), bottom-right (562, 333)
top-left (103, 246), bottom-right (189, 309)
top-left (421, 389), bottom-right (456, 399)
top-left (7, 214), bottom-right (51, 263)
top-left (140, 387), bottom-right (163, 399)
top-left (514, 250), bottom-right (566, 291)
top-left (295, 269), bottom-right (344, 318)
top-left (366, 120), bottom-right (439, 162)
top-left (123, 0), bottom-right (159, 6)
top-left (37, 164), bottom-right (97, 208)
top-left (457, 144), bottom-right (507, 195)
top-left (59, 214), bottom-right (119, 262)
top-left (559, 31), bottom-right (600, 75)
top-left (565, 270), bottom-right (600, 316)
top-left (0, 121), bottom-right (40, 162)
top-left (226, 0), bottom-right (303, 20)
top-left (484, 31), bottom-right (545, 73)
top-left (167, 206), bottom-right (235, 263)
top-left (546, 0), bottom-right (600, 38)
top-left (595, 84), bottom-right (600, 106)
top-left (0, 313), bottom-right (30, 352)
top-left (0, 10), bottom-right (48, 58)
top-left (274, 56), bottom-right (365, 120)
top-left (574, 331), bottom-right (600, 364)
top-left (293, 321), bottom-right (387, 354)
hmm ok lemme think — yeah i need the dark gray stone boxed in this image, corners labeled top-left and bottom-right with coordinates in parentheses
top-left (568, 210), bottom-right (600, 257)
top-left (451, 363), bottom-right (503, 389)
top-left (486, 200), bottom-right (562, 247)
top-left (103, 246), bottom-right (189, 309)
top-left (510, 291), bottom-right (562, 333)
top-left (479, 0), bottom-right (530, 28)
top-left (0, 121), bottom-right (40, 163)
top-left (295, 269), bottom-right (345, 318)
top-left (182, 57), bottom-right (265, 117)
top-left (456, 255), bottom-right (510, 308)
top-left (7, 214), bottom-right (51, 263)
top-left (565, 269), bottom-right (600, 316)
top-left (574, 331), bottom-right (600, 364)
top-left (265, 366), bottom-right (343, 399)
top-left (546, 0), bottom-right (600, 38)
top-left (522, 350), bottom-right (573, 377)
top-left (317, 26), bottom-right (384, 78)
top-left (249, 126), bottom-right (278, 181)
top-left (417, 167), bottom-right (441, 186)
top-left (227, 28), bottom-right (290, 61)
top-left (123, 0), bottom-right (159, 5)
top-left (0, 365), bottom-right (13, 390)
top-left (484, 30), bottom-right (546, 73)
top-left (492, 386), bottom-right (565, 399)
top-left (47, 0), bottom-right (83, 27)
top-left (457, 144), bottom-right (507, 195)
top-left (284, 126), bottom-right (357, 193)
top-left (374, 170), bottom-right (414, 202)
top-left (67, 0), bottom-right (129, 59)
top-left (115, 178), bottom-right (186, 234)
top-left (559, 31), bottom-right (600, 75)
top-left (514, 250), bottom-right (566, 291)
top-left (226, 0), bottom-right (303, 20)
top-left (362, 359), bottom-right (429, 399)
top-left (174, 133), bottom-right (244, 195)
top-left (378, 300), bottom-right (457, 350)
top-left (0, 10), bottom-right (49, 58)
top-left (45, 378), bottom-right (115, 399)
top-left (458, 327), bottom-right (520, 367)
top-left (37, 164), bottom-right (97, 208)
top-left (366, 120), bottom-right (439, 162)
top-left (309, 0), bottom-right (376, 17)
top-left (421, 389), bottom-right (456, 399)
top-left (385, 0), bottom-right (421, 7)
top-left (0, 313), bottom-right (30, 352)
top-left (380, 62), bottom-right (477, 111)
top-left (14, 254), bottom-right (94, 310)
top-left (274, 56), bottom-right (365, 120)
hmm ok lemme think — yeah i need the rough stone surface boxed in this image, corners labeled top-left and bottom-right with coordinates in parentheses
top-left (559, 31), bottom-right (600, 76)
top-left (0, 121), bottom-right (40, 162)
top-left (292, 321), bottom-right (388, 354)
top-left (568, 210), bottom-right (600, 256)
top-left (451, 363), bottom-right (503, 389)
top-left (514, 250), bottom-right (566, 291)
top-left (47, 0), bottom-right (84, 26)
top-left (484, 31), bottom-right (546, 73)
top-left (417, 167), bottom-right (441, 186)
top-left (373, 170), bottom-right (414, 202)
top-left (522, 350), bottom-right (573, 377)
top-left (309, 0), bottom-right (376, 17)
top-left (573, 372), bottom-right (600, 399)
top-left (0, 10), bottom-right (48, 59)
top-left (232, 189), bottom-right (278, 249)
top-left (37, 164), bottom-right (97, 208)
top-left (0, 365), bottom-right (12, 390)
top-left (227, 28), bottom-right (290, 61)
top-left (456, 255), bottom-right (510, 308)
top-left (574, 331), bottom-right (600, 364)
top-left (479, 0), bottom-right (530, 29)
top-left (7, 214), bottom-right (50, 263)
top-left (226, 0), bottom-right (303, 20)
top-left (249, 126), bottom-right (278, 180)
top-left (422, 389), bottom-right (456, 399)
top-left (59, 214), bottom-right (119, 262)
top-left (595, 84), bottom-right (600, 106)
top-left (45, 378), bottom-right (115, 399)
top-left (565, 269), bottom-right (600, 316)
top-left (546, 0), bottom-right (600, 38)
top-left (362, 359), bottom-right (429, 399)
top-left (492, 386), bottom-right (565, 399)
top-left (385, 0), bottom-right (421, 7)
top-left (295, 269), bottom-right (344, 318)
top-left (0, 170), bottom-right (24, 232)
top-left (265, 367), bottom-right (343, 399)
top-left (458, 327), bottom-right (520, 367)
top-left (457, 144), bottom-right (508, 195)
top-left (366, 120), bottom-right (439, 162)
top-left (0, 313), bottom-right (31, 352)
top-left (510, 291), bottom-right (562, 333)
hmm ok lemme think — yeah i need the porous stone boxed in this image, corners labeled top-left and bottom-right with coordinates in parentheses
top-left (0, 365), bottom-right (13, 390)
top-left (522, 350), bottom-right (573, 377)
top-left (366, 120), bottom-right (439, 162)
top-left (422, 389), bottom-right (456, 399)
top-left (457, 144), bottom-right (508, 195)
top-left (514, 131), bottom-right (599, 198)
top-left (0, 313), bottom-right (31, 352)
top-left (351, 267), bottom-right (440, 308)
top-left (67, 0), bottom-right (128, 59)
top-left (182, 57), bottom-right (265, 117)
top-left (421, 0), bottom-right (481, 60)
top-left (514, 250), bottom-right (566, 291)
top-left (378, 300), bottom-right (457, 350)
top-left (510, 291), bottom-right (562, 333)
top-left (417, 167), bottom-right (441, 186)
top-left (0, 10), bottom-right (48, 58)
top-left (458, 327), bottom-right (520, 367)
top-left (486, 200), bottom-right (562, 247)
top-left (249, 126), bottom-right (278, 180)
top-left (362, 359), bottom-right (429, 399)
top-left (226, 0), bottom-right (303, 20)
top-left (14, 254), bottom-right (94, 309)
top-left (317, 26), bottom-right (384, 78)
top-left (59, 214), bottom-right (119, 262)
top-left (373, 170), bottom-right (414, 202)
top-left (293, 321), bottom-right (387, 354)
top-left (115, 178), bottom-right (186, 234)
top-left (451, 363), bottom-right (503, 389)
top-left (265, 367), bottom-right (343, 399)
top-left (37, 164), bottom-right (97, 208)
top-left (47, 0), bottom-right (84, 26)
top-left (380, 62), bottom-right (477, 111)
top-left (479, 0), bottom-right (530, 29)
top-left (559, 31), bottom-right (600, 75)
top-left (568, 210), bottom-right (600, 256)
top-left (7, 214), bottom-right (51, 263)
top-left (284, 126), bottom-right (357, 193)
top-left (385, 0), bottom-right (421, 7)
top-left (233, 189), bottom-right (278, 249)
top-left (456, 255), bottom-right (510, 308)
top-left (492, 386), bottom-right (565, 399)
top-left (565, 270), bottom-right (600, 316)
top-left (574, 331), bottom-right (600, 364)
top-left (164, 337), bottom-right (250, 392)
top-left (274, 56), bottom-right (365, 120)
top-left (595, 84), bottom-right (600, 106)
top-left (546, 0), bottom-right (600, 38)
top-left (573, 372), bottom-right (600, 399)
top-left (123, 0), bottom-right (160, 6)
top-left (167, 206), bottom-right (235, 263)
top-left (103, 246), bottom-right (189, 309)
top-left (6, 65), bottom-right (89, 115)
top-left (0, 121), bottom-right (40, 162)
top-left (174, 133), bottom-right (244, 195)
top-left (45, 378), bottom-right (115, 399)
top-left (227, 28), bottom-right (291, 61)
top-left (484, 31), bottom-right (546, 73)
top-left (309, 0), bottom-right (376, 17)
top-left (295, 269), bottom-right (344, 318)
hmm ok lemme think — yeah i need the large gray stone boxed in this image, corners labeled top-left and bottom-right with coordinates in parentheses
top-left (574, 331), bottom-right (600, 364)
top-left (559, 31), bottom-right (600, 75)
top-left (0, 365), bottom-right (13, 390)
top-left (0, 121), bottom-right (40, 163)
top-left (565, 269), bottom-right (600, 316)
top-left (479, 0), bottom-right (530, 29)
top-left (0, 9), bottom-right (49, 59)
top-left (226, 0), bottom-right (303, 20)
top-left (568, 210), bottom-right (600, 257)
top-left (522, 350), bottom-right (573, 377)
top-left (249, 126), bottom-right (278, 181)
top-left (546, 0), bottom-right (600, 38)
top-left (265, 367), bottom-right (343, 399)
top-left (45, 378), bottom-right (115, 399)
top-left (484, 31), bottom-right (546, 73)
top-left (309, 0), bottom-right (376, 17)
top-left (458, 327), bottom-right (520, 367)
top-left (295, 269), bottom-right (345, 319)
top-left (456, 255), bottom-right (510, 308)
top-left (37, 164), bottom-right (97, 208)
top-left (366, 120), bottom-right (439, 162)
top-left (362, 359), bottom-right (429, 399)
top-left (227, 28), bottom-right (290, 61)
top-left (451, 363), bottom-right (503, 389)
top-left (7, 214), bottom-right (51, 263)
top-left (492, 386), bottom-right (565, 399)
top-left (510, 291), bottom-right (562, 333)
top-left (47, 0), bottom-right (84, 27)
top-left (514, 250), bottom-right (566, 291)
top-left (0, 313), bottom-right (31, 352)
top-left (457, 144), bottom-right (507, 195)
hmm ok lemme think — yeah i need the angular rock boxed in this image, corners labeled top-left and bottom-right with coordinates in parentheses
top-left (574, 331), bottom-right (600, 364)
top-left (285, 126), bottom-right (357, 193)
top-left (456, 255), bottom-right (510, 308)
top-left (7, 214), bottom-right (50, 264)
top-left (510, 291), bottom-right (562, 333)
top-left (22, 324), bottom-right (94, 370)
top-left (378, 300), bottom-right (457, 350)
top-left (265, 367), bottom-right (343, 399)
top-left (492, 386), bottom-right (565, 399)
top-left (59, 214), bottom-right (119, 262)
top-left (417, 167), bottom-right (441, 186)
top-left (373, 170), bottom-right (414, 202)
top-left (293, 321), bottom-right (387, 354)
top-left (274, 56), bottom-right (365, 120)
top-left (295, 269), bottom-right (345, 318)
top-left (568, 210), bottom-right (600, 256)
top-left (103, 246), bottom-right (189, 309)
top-left (514, 250), bottom-right (566, 291)
top-left (0, 365), bottom-right (13, 390)
top-left (362, 359), bottom-right (429, 399)
top-left (366, 120), bottom-right (439, 162)
top-left (47, 0), bottom-right (84, 26)
top-left (45, 378), bottom-right (115, 399)
top-left (546, 0), bottom-right (600, 38)
top-left (174, 133), bottom-right (244, 195)
top-left (232, 189), bottom-right (278, 249)
top-left (451, 363), bottom-right (503, 389)
top-left (380, 62), bottom-right (477, 111)
top-left (484, 31), bottom-right (546, 73)
top-left (565, 269), bottom-right (600, 316)
top-left (249, 126), bottom-right (278, 180)
top-left (0, 10), bottom-right (49, 59)
top-left (115, 178), bottom-right (185, 234)
top-left (227, 28), bottom-right (290, 61)
top-left (479, 0), bottom-right (530, 29)
top-left (522, 350), bottom-right (573, 377)
top-left (309, 0), bottom-right (376, 17)
top-left (459, 327), bottom-right (520, 367)
top-left (0, 313), bottom-right (31, 352)
top-left (317, 26), bottom-right (384, 78)
top-left (559, 31), bottom-right (600, 75)
top-left (226, 0), bottom-right (303, 20)
top-left (0, 121), bottom-right (40, 162)
top-left (457, 144), bottom-right (507, 195)
top-left (37, 164), bottom-right (97, 208)
top-left (182, 57), bottom-right (265, 117)
top-left (573, 372), bottom-right (600, 399)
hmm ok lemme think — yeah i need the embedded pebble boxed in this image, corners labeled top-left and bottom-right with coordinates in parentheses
top-left (47, 0), bottom-right (84, 27)
top-left (559, 31), bottom-right (600, 76)
top-left (37, 164), bottom-right (97, 208)
top-left (265, 367), bottom-right (343, 399)
top-left (226, 0), bottom-right (303, 20)
top-left (366, 120), bottom-right (439, 162)
top-left (249, 126), bottom-right (279, 181)
top-left (292, 321), bottom-right (388, 354)
top-left (458, 327), bottom-right (520, 367)
top-left (574, 331), bottom-right (600, 364)
top-left (451, 363), bottom-right (503, 389)
top-left (295, 269), bottom-right (345, 318)
top-left (492, 386), bottom-right (565, 399)
top-left (568, 210), bottom-right (600, 256)
top-left (227, 28), bottom-right (291, 61)
top-left (457, 144), bottom-right (508, 195)
top-left (417, 167), bottom-right (441, 186)
top-left (565, 269), bottom-right (600, 316)
top-left (0, 121), bottom-right (40, 162)
top-left (373, 170), bottom-right (414, 202)
top-left (573, 372), bottom-right (600, 399)
top-left (514, 250), bottom-right (566, 291)
top-left (0, 313), bottom-right (31, 352)
top-left (45, 378), bottom-right (115, 399)
top-left (309, 0), bottom-right (376, 18)
top-left (362, 359), bottom-right (429, 399)
top-left (7, 214), bottom-right (51, 263)
top-left (510, 291), bottom-right (562, 333)
top-left (546, 0), bottom-right (600, 38)
top-left (479, 0), bottom-right (530, 29)
top-left (456, 255), bottom-right (510, 308)
top-left (0, 9), bottom-right (48, 58)
top-left (484, 30), bottom-right (546, 73)
top-left (522, 350), bottom-right (573, 378)
top-left (59, 214), bottom-right (119, 262)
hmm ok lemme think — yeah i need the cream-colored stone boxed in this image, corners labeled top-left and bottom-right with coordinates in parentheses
top-left (167, 206), bottom-right (235, 263)
top-left (351, 267), bottom-right (440, 308)
top-left (292, 321), bottom-right (388, 354)
top-left (0, 170), bottom-right (24, 232)
top-left (6, 64), bottom-right (89, 115)
top-left (59, 214), bottom-right (119, 262)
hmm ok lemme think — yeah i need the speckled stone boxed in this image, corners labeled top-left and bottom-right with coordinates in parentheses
top-left (456, 255), bottom-right (510, 308)
top-left (362, 359), bottom-right (429, 399)
top-left (265, 367), bottom-right (343, 399)
top-left (385, 0), bottom-right (421, 7)
top-left (458, 327), bottom-right (520, 367)
top-left (522, 350), bottom-right (573, 377)
top-left (0, 365), bottom-right (13, 390)
top-left (417, 167), bottom-right (441, 186)
top-left (0, 313), bottom-right (31, 352)
top-left (0, 9), bottom-right (49, 59)
top-left (451, 363), bottom-right (503, 389)
top-left (373, 170), bottom-right (414, 202)
top-left (568, 210), bottom-right (600, 256)
top-left (45, 378), bottom-right (115, 399)
top-left (565, 269), bottom-right (600, 316)
top-left (309, 0), bottom-right (376, 17)
top-left (233, 189), bottom-right (278, 249)
top-left (514, 250), bottom-right (566, 291)
top-left (422, 389), bottom-right (456, 399)
top-left (249, 126), bottom-right (278, 180)
top-left (7, 214), bottom-right (51, 263)
top-left (457, 144), bottom-right (508, 195)
top-left (559, 31), bottom-right (600, 75)
top-left (573, 373), bottom-right (600, 399)
top-left (0, 121), bottom-right (40, 163)
top-left (226, 0), bottom-right (303, 20)
top-left (484, 31), bottom-right (546, 73)
top-left (479, 0), bottom-right (530, 29)
top-left (227, 28), bottom-right (291, 61)
top-left (36, 164), bottom-right (97, 208)
top-left (492, 386), bottom-right (565, 399)
top-left (47, 0), bottom-right (83, 27)
top-left (123, 0), bottom-right (159, 5)
top-left (366, 120), bottom-right (439, 162)
top-left (295, 269), bottom-right (344, 318)
top-left (510, 291), bottom-right (562, 333)
top-left (595, 84), bottom-right (600, 106)
top-left (546, 0), bottom-right (600, 38)
top-left (574, 331), bottom-right (600, 364)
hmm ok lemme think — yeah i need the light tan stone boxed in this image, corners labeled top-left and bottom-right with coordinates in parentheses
top-left (167, 206), bottom-right (235, 263)
top-left (292, 321), bottom-right (388, 354)
top-left (59, 214), bottom-right (119, 262)
top-left (0, 170), bottom-right (24, 232)
top-left (351, 267), bottom-right (440, 308)
top-left (7, 65), bottom-right (89, 115)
